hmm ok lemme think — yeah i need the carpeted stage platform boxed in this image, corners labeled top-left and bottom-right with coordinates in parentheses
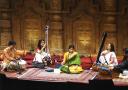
top-left (0, 68), bottom-right (94, 90)
top-left (17, 68), bottom-right (97, 83)
top-left (0, 68), bottom-right (128, 90)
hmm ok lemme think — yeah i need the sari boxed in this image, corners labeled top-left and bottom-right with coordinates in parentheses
top-left (60, 52), bottom-right (83, 74)
top-left (33, 48), bottom-right (51, 68)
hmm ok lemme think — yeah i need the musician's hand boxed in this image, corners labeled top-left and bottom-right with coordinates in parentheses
top-left (9, 57), bottom-right (14, 60)
top-left (108, 66), bottom-right (114, 70)
top-left (61, 61), bottom-right (65, 65)
top-left (92, 62), bottom-right (96, 65)
top-left (15, 57), bottom-right (20, 60)
top-left (43, 43), bottom-right (46, 48)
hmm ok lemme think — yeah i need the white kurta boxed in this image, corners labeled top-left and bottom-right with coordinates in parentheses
top-left (99, 52), bottom-right (118, 66)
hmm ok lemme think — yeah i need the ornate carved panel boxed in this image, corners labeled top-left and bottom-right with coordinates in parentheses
top-left (0, 20), bottom-right (10, 28)
top-left (73, 16), bottom-right (95, 55)
top-left (11, 0), bottom-right (46, 50)
top-left (102, 24), bottom-right (116, 32)
top-left (24, 30), bottom-right (41, 50)
top-left (0, 0), bottom-right (128, 56)
top-left (0, 12), bottom-right (11, 20)
top-left (0, 0), bottom-right (10, 8)
top-left (50, 22), bottom-right (62, 30)
top-left (102, 0), bottom-right (116, 11)
top-left (50, 31), bottom-right (63, 54)
top-left (0, 32), bottom-right (11, 46)
top-left (0, 0), bottom-right (12, 50)
top-left (23, 18), bottom-right (43, 50)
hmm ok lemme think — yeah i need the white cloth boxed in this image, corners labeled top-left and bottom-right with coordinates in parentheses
top-left (99, 52), bottom-right (118, 66)
top-left (1, 62), bottom-right (7, 69)
top-left (1, 59), bottom-right (27, 70)
top-left (18, 59), bottom-right (27, 65)
top-left (33, 52), bottom-right (50, 63)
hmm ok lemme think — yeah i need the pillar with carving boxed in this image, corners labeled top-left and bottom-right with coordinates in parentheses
top-left (99, 0), bottom-right (117, 53)
top-left (49, 0), bottom-right (63, 54)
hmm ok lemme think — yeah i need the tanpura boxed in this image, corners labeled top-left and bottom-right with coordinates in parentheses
top-left (91, 32), bottom-right (112, 75)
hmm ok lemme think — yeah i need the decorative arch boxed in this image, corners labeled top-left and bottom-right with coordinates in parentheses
top-left (64, 3), bottom-right (97, 55)
top-left (12, 0), bottom-right (46, 50)
top-left (72, 12), bottom-right (96, 55)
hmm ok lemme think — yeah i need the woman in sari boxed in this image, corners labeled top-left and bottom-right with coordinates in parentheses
top-left (32, 39), bottom-right (51, 68)
top-left (99, 43), bottom-right (118, 66)
top-left (60, 45), bottom-right (83, 74)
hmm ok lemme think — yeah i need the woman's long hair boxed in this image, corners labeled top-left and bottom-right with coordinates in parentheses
top-left (37, 39), bottom-right (45, 50)
top-left (109, 43), bottom-right (115, 52)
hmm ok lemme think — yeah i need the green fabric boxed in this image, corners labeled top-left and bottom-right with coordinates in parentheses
top-left (65, 54), bottom-right (81, 66)
top-left (60, 65), bottom-right (70, 73)
top-left (60, 53), bottom-right (81, 73)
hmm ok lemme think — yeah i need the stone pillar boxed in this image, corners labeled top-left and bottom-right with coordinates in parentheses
top-left (117, 0), bottom-right (128, 55)
top-left (0, 0), bottom-right (12, 49)
top-left (100, 0), bottom-right (117, 53)
top-left (49, 0), bottom-right (63, 54)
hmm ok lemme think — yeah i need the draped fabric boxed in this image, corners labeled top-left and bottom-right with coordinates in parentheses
top-left (60, 52), bottom-right (83, 73)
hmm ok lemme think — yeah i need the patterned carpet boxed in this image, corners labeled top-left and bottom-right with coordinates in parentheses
top-left (17, 68), bottom-right (98, 83)
top-left (113, 78), bottom-right (128, 86)
top-left (2, 67), bottom-right (128, 86)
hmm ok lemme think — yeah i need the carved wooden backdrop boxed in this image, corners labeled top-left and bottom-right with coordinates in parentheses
top-left (0, 0), bottom-right (128, 55)
top-left (0, 0), bottom-right (12, 49)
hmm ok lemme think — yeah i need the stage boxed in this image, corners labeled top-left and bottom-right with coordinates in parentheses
top-left (2, 68), bottom-right (98, 83)
top-left (0, 67), bottom-right (128, 90)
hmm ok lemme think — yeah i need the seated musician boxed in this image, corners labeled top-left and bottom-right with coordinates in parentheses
top-left (60, 44), bottom-right (83, 74)
top-left (0, 40), bottom-right (27, 72)
top-left (99, 43), bottom-right (118, 66)
top-left (109, 48), bottom-right (128, 73)
top-left (32, 39), bottom-right (51, 68)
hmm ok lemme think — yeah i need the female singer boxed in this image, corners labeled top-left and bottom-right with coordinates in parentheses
top-left (60, 44), bottom-right (83, 73)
